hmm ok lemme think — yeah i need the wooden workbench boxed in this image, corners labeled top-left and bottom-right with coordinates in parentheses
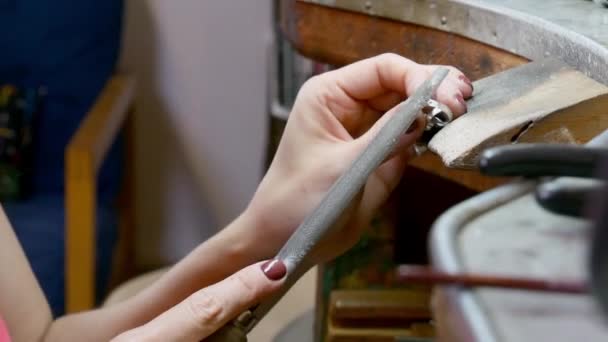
top-left (278, 0), bottom-right (608, 341)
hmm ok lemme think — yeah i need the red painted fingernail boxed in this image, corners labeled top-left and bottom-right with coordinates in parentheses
top-left (459, 75), bottom-right (473, 87)
top-left (406, 120), bottom-right (419, 133)
top-left (261, 260), bottom-right (287, 281)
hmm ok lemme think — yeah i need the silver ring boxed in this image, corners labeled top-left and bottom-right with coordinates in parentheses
top-left (422, 99), bottom-right (453, 131)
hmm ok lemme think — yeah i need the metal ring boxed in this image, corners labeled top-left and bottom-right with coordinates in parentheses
top-left (422, 99), bottom-right (453, 131)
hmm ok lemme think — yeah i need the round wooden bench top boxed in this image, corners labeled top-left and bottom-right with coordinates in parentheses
top-left (300, 0), bottom-right (608, 84)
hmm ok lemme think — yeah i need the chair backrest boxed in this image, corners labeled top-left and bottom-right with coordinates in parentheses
top-left (0, 0), bottom-right (124, 198)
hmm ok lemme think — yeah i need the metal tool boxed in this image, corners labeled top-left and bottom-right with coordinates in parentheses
top-left (535, 179), bottom-right (605, 217)
top-left (396, 265), bottom-right (588, 294)
top-left (590, 0), bottom-right (608, 9)
top-left (204, 68), bottom-right (450, 341)
top-left (478, 143), bottom-right (608, 178)
top-left (478, 141), bottom-right (608, 217)
top-left (590, 156), bottom-right (608, 320)
top-left (474, 129), bottom-right (608, 319)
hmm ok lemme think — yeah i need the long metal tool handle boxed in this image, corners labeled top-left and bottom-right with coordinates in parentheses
top-left (205, 68), bottom-right (449, 341)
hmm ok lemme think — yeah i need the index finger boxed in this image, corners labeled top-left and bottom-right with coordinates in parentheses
top-left (325, 53), bottom-right (418, 101)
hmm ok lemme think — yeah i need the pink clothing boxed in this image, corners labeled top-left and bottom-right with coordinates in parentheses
top-left (0, 316), bottom-right (10, 342)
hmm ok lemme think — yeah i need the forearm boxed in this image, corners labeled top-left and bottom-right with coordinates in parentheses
top-left (0, 210), bottom-right (53, 342)
top-left (45, 209), bottom-right (266, 341)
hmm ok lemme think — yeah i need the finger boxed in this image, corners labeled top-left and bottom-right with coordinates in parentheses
top-left (354, 101), bottom-right (425, 153)
top-left (435, 66), bottom-right (467, 96)
top-left (324, 92), bottom-right (405, 138)
top-left (456, 74), bottom-right (474, 99)
top-left (324, 53), bottom-right (417, 100)
top-left (404, 65), bottom-right (471, 117)
top-left (385, 115), bottom-right (426, 161)
top-left (347, 107), bottom-right (385, 139)
top-left (366, 91), bottom-right (405, 113)
top-left (435, 79), bottom-right (467, 117)
top-left (117, 261), bottom-right (286, 342)
top-left (442, 67), bottom-right (473, 99)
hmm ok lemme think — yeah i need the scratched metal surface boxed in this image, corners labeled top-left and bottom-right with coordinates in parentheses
top-left (301, 0), bottom-right (608, 84)
top-left (428, 130), bottom-right (608, 341)
top-left (459, 195), bottom-right (607, 342)
top-left (430, 181), bottom-right (535, 342)
top-left (428, 182), bottom-right (608, 342)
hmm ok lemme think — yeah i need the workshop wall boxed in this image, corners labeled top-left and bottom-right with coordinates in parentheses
top-left (119, 0), bottom-right (273, 268)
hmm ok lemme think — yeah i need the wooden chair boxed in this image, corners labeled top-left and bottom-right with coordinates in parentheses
top-left (65, 74), bottom-right (137, 312)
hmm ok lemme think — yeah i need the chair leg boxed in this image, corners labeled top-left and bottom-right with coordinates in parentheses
top-left (65, 148), bottom-right (97, 312)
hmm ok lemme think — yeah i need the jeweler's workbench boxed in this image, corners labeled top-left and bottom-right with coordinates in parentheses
top-left (278, 1), bottom-right (608, 341)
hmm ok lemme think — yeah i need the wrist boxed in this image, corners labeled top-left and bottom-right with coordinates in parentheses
top-left (235, 202), bottom-right (292, 262)
top-left (217, 206), bottom-right (274, 265)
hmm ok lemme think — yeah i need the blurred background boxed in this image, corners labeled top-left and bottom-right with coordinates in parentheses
top-left (121, 0), bottom-right (273, 268)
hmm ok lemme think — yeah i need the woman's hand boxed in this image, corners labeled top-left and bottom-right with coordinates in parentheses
top-left (112, 260), bottom-right (287, 342)
top-left (243, 53), bottom-right (473, 263)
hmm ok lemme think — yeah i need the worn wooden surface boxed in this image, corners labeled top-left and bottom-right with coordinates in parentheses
top-left (281, 0), bottom-right (527, 191)
top-left (327, 290), bottom-right (434, 342)
top-left (329, 289), bottom-right (431, 323)
top-left (281, 1), bottom-right (527, 79)
top-left (65, 74), bottom-right (136, 312)
top-left (409, 153), bottom-right (507, 192)
top-left (302, 0), bottom-right (608, 85)
top-left (429, 58), bottom-right (608, 168)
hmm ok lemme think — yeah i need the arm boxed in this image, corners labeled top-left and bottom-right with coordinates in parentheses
top-left (0, 209), bottom-right (52, 342)
top-left (2, 54), bottom-right (472, 342)
top-left (46, 210), bottom-right (264, 341)
top-left (0, 74), bottom-right (137, 341)
top-left (0, 204), bottom-right (269, 341)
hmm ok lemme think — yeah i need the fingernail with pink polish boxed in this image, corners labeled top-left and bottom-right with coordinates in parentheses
top-left (459, 75), bottom-right (473, 87)
top-left (261, 260), bottom-right (287, 281)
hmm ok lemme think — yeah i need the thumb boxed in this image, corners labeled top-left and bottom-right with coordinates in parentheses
top-left (112, 260), bottom-right (287, 342)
